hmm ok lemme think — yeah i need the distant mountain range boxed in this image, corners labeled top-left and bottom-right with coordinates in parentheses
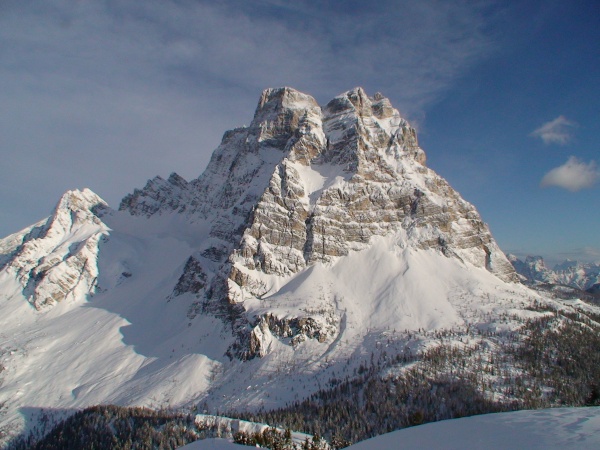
top-left (508, 254), bottom-right (600, 294)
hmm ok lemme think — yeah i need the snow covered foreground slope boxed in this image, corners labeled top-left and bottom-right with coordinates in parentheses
top-left (183, 407), bottom-right (600, 450)
top-left (348, 407), bottom-right (600, 450)
top-left (0, 87), bottom-right (583, 443)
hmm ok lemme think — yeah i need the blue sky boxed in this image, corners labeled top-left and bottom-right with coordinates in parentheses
top-left (1, 0), bottom-right (598, 266)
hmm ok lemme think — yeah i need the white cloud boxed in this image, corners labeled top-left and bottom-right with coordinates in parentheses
top-left (540, 156), bottom-right (599, 192)
top-left (530, 115), bottom-right (577, 145)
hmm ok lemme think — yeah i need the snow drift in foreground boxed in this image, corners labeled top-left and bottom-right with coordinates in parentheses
top-left (181, 407), bottom-right (600, 450)
top-left (349, 407), bottom-right (600, 450)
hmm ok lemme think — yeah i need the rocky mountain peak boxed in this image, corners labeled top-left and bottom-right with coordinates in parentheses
top-left (0, 188), bottom-right (109, 309)
top-left (201, 87), bottom-right (518, 356)
top-left (13, 87), bottom-right (518, 356)
top-left (322, 88), bottom-right (425, 171)
top-left (326, 87), bottom-right (372, 117)
top-left (525, 255), bottom-right (547, 269)
top-left (119, 172), bottom-right (193, 217)
top-left (553, 259), bottom-right (579, 271)
top-left (255, 87), bottom-right (320, 116)
top-left (49, 188), bottom-right (109, 233)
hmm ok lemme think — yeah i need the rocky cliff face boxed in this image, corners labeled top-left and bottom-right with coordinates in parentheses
top-left (1, 87), bottom-right (518, 357)
top-left (119, 172), bottom-right (194, 217)
top-left (0, 189), bottom-right (109, 309)
top-left (118, 87), bottom-right (518, 358)
top-left (232, 88), bottom-right (515, 281)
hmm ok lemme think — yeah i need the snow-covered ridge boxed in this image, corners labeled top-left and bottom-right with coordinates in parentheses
top-left (0, 188), bottom-right (109, 309)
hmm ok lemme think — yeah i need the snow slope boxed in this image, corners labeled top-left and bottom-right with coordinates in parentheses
top-left (0, 206), bottom-right (541, 442)
top-left (0, 208), bottom-right (231, 442)
top-left (348, 407), bottom-right (600, 450)
top-left (179, 407), bottom-right (600, 449)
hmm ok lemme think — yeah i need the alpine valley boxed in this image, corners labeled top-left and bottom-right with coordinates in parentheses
top-left (1, 88), bottom-right (599, 448)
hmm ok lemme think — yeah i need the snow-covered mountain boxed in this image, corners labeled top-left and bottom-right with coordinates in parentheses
top-left (0, 87), bottom-right (595, 445)
top-left (0, 189), bottom-right (110, 310)
top-left (508, 254), bottom-right (600, 292)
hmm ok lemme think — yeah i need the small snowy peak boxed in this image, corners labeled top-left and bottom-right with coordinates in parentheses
top-left (554, 259), bottom-right (578, 271)
top-left (54, 188), bottom-right (108, 215)
top-left (0, 188), bottom-right (110, 309)
top-left (44, 188), bottom-right (109, 237)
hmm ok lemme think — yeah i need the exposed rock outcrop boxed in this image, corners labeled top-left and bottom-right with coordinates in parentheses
top-left (0, 189), bottom-right (109, 309)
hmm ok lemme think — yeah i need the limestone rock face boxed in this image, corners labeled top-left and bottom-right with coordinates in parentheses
top-left (118, 172), bottom-right (194, 217)
top-left (116, 86), bottom-right (520, 357)
top-left (223, 88), bottom-right (517, 288)
top-left (114, 87), bottom-right (520, 357)
top-left (172, 256), bottom-right (208, 297)
top-left (0, 189), bottom-right (109, 309)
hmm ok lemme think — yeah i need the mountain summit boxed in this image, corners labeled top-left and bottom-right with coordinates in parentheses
top-left (122, 87), bottom-right (515, 281)
top-left (118, 86), bottom-right (518, 357)
top-left (1, 88), bottom-right (538, 442)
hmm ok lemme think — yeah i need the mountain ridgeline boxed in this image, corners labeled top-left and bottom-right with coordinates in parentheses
top-left (117, 87), bottom-right (518, 358)
top-left (508, 254), bottom-right (600, 293)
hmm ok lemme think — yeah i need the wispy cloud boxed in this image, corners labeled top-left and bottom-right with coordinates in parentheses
top-left (540, 156), bottom-right (599, 192)
top-left (558, 247), bottom-right (600, 261)
top-left (530, 115), bottom-right (578, 145)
